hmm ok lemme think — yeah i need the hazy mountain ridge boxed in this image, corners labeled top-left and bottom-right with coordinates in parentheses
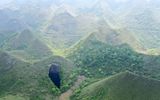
top-left (0, 0), bottom-right (160, 100)
top-left (1, 0), bottom-right (160, 51)
top-left (1, 29), bottom-right (53, 61)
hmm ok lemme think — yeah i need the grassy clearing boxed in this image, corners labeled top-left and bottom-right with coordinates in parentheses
top-left (72, 71), bottom-right (160, 100)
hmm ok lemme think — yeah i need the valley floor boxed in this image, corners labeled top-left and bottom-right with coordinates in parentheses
top-left (59, 76), bottom-right (85, 100)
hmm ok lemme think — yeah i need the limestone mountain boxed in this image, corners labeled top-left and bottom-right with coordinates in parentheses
top-left (2, 29), bottom-right (53, 61)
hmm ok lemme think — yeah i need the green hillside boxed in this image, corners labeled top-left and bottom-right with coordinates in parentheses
top-left (1, 1), bottom-right (160, 100)
top-left (0, 51), bottom-right (18, 73)
top-left (67, 33), bottom-right (160, 79)
top-left (0, 51), bottom-right (77, 100)
top-left (0, 51), bottom-right (30, 96)
top-left (43, 11), bottom-right (98, 49)
top-left (67, 33), bottom-right (143, 76)
top-left (72, 71), bottom-right (160, 100)
top-left (1, 29), bottom-right (53, 61)
top-left (91, 24), bottom-right (144, 51)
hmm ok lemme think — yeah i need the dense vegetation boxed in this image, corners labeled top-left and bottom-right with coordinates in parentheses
top-left (67, 34), bottom-right (160, 79)
top-left (0, 51), bottom-right (78, 100)
top-left (1, 0), bottom-right (160, 100)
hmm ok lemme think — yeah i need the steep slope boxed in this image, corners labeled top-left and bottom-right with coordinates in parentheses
top-left (72, 72), bottom-right (160, 100)
top-left (0, 51), bottom-right (76, 100)
top-left (0, 51), bottom-right (19, 74)
top-left (120, 9), bottom-right (160, 49)
top-left (0, 9), bottom-right (27, 33)
top-left (115, 0), bottom-right (160, 49)
top-left (93, 21), bottom-right (144, 51)
top-left (2, 29), bottom-right (53, 61)
top-left (67, 33), bottom-right (144, 77)
top-left (1, 0), bottom-right (160, 51)
top-left (0, 51), bottom-right (30, 96)
top-left (83, 0), bottom-right (160, 50)
top-left (67, 33), bottom-right (160, 79)
top-left (46, 11), bottom-right (78, 48)
top-left (48, 9), bottom-right (77, 30)
top-left (43, 9), bottom-right (99, 49)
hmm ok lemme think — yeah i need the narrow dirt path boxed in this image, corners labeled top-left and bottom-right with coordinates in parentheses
top-left (59, 76), bottom-right (85, 100)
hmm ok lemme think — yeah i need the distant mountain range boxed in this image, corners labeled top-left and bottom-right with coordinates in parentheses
top-left (0, 0), bottom-right (160, 100)
top-left (0, 0), bottom-right (160, 51)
